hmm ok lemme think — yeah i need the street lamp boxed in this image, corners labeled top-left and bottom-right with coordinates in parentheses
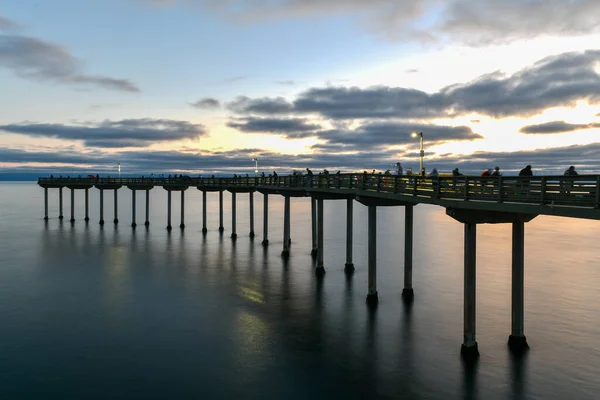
top-left (411, 132), bottom-right (424, 176)
top-left (252, 158), bottom-right (258, 177)
top-left (117, 163), bottom-right (121, 178)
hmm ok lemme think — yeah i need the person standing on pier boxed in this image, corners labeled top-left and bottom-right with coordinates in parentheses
top-left (492, 167), bottom-right (501, 176)
top-left (562, 166), bottom-right (579, 194)
top-left (396, 162), bottom-right (403, 175)
top-left (518, 165), bottom-right (533, 195)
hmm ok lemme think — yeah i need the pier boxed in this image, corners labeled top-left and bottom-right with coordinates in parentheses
top-left (38, 173), bottom-right (600, 358)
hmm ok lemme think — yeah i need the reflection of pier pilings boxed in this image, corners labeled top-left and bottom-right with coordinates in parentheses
top-left (44, 187), bottom-right (49, 220)
top-left (113, 189), bottom-right (119, 224)
top-left (84, 188), bottom-right (89, 222)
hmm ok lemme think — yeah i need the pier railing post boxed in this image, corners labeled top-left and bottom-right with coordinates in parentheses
top-left (218, 190), bottom-right (224, 233)
top-left (262, 193), bottom-right (269, 246)
top-left (70, 188), bottom-right (75, 223)
top-left (131, 189), bottom-right (137, 227)
top-left (231, 191), bottom-right (237, 239)
top-left (249, 191), bottom-right (255, 238)
top-left (282, 196), bottom-right (291, 257)
top-left (84, 188), bottom-right (89, 222)
top-left (402, 204), bottom-right (414, 299)
top-left (366, 205), bottom-right (378, 305)
top-left (344, 198), bottom-right (354, 273)
top-left (461, 222), bottom-right (479, 358)
top-left (509, 221), bottom-right (529, 353)
top-left (99, 189), bottom-right (104, 225)
top-left (311, 197), bottom-right (318, 257)
top-left (316, 198), bottom-right (325, 276)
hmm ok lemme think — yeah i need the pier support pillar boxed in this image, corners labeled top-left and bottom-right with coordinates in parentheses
top-left (84, 188), bottom-right (89, 222)
top-left (70, 188), bottom-right (75, 223)
top-left (44, 188), bottom-right (49, 220)
top-left (201, 191), bottom-right (207, 234)
top-left (402, 205), bottom-right (414, 300)
top-left (131, 189), bottom-right (137, 228)
top-left (180, 190), bottom-right (185, 229)
top-left (262, 193), bottom-right (269, 246)
top-left (461, 222), bottom-right (479, 359)
top-left (366, 205), bottom-right (378, 306)
top-left (509, 221), bottom-right (529, 353)
top-left (311, 197), bottom-right (318, 257)
top-left (218, 190), bottom-right (224, 233)
top-left (249, 191), bottom-right (255, 238)
top-left (282, 196), bottom-right (290, 257)
top-left (144, 189), bottom-right (150, 226)
top-left (231, 192), bottom-right (237, 239)
top-left (344, 198), bottom-right (354, 273)
top-left (59, 187), bottom-right (63, 219)
top-left (113, 189), bottom-right (119, 224)
top-left (167, 190), bottom-right (172, 231)
top-left (315, 198), bottom-right (325, 276)
top-left (99, 189), bottom-right (104, 225)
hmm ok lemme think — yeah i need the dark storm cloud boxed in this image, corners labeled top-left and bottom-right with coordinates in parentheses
top-left (145, 1), bottom-right (600, 45)
top-left (226, 50), bottom-right (600, 120)
top-left (226, 117), bottom-right (321, 138)
top-left (0, 34), bottom-right (140, 92)
top-left (190, 98), bottom-right (221, 109)
top-left (0, 119), bottom-right (206, 148)
top-left (520, 121), bottom-right (600, 134)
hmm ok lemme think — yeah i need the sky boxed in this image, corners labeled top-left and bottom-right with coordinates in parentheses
top-left (2, 0), bottom-right (600, 177)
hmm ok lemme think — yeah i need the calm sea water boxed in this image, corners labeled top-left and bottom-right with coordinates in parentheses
top-left (1, 182), bottom-right (600, 399)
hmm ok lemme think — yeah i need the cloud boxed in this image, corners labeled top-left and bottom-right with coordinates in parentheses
top-left (0, 15), bottom-right (20, 31)
top-left (405, 68), bottom-right (419, 73)
top-left (0, 33), bottom-right (140, 92)
top-left (226, 117), bottom-right (321, 138)
top-left (0, 119), bottom-right (206, 148)
top-left (520, 121), bottom-right (600, 134)
top-left (313, 122), bottom-right (482, 150)
top-left (143, 0), bottom-right (600, 45)
top-left (220, 75), bottom-right (246, 83)
top-left (190, 98), bottom-right (221, 109)
top-left (275, 80), bottom-right (296, 85)
top-left (227, 95), bottom-right (295, 114)
top-left (226, 50), bottom-right (600, 120)
top-left (4, 141), bottom-right (600, 176)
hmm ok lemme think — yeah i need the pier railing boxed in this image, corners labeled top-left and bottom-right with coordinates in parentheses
top-left (38, 173), bottom-right (600, 209)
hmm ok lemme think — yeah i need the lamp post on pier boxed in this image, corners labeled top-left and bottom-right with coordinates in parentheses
top-left (412, 132), bottom-right (424, 176)
top-left (252, 158), bottom-right (258, 177)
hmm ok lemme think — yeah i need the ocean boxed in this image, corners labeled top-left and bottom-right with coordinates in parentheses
top-left (1, 181), bottom-right (599, 399)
